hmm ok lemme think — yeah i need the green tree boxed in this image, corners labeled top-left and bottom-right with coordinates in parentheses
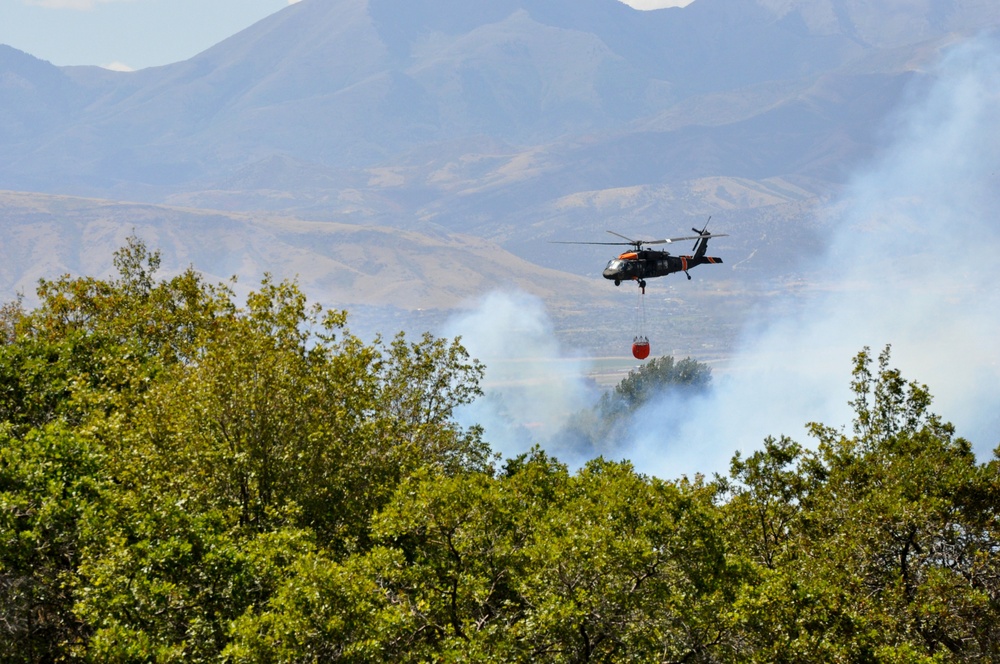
top-left (232, 451), bottom-right (745, 663)
top-left (1, 237), bottom-right (493, 661)
top-left (0, 236), bottom-right (223, 437)
top-left (126, 276), bottom-right (490, 545)
top-left (70, 271), bottom-right (490, 659)
top-left (605, 355), bottom-right (712, 416)
top-left (225, 546), bottom-right (407, 664)
top-left (0, 423), bottom-right (106, 661)
top-left (720, 435), bottom-right (813, 570)
top-left (508, 459), bottom-right (738, 663)
top-left (723, 346), bottom-right (1000, 662)
top-left (229, 453), bottom-right (564, 663)
top-left (75, 511), bottom-right (314, 663)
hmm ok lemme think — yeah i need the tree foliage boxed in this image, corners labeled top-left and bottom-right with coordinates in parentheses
top-left (230, 452), bottom-right (741, 663)
top-left (0, 237), bottom-right (489, 660)
top-left (721, 346), bottom-right (1000, 662)
top-left (605, 354), bottom-right (712, 415)
top-left (0, 423), bottom-right (105, 661)
top-left (1, 240), bottom-right (997, 662)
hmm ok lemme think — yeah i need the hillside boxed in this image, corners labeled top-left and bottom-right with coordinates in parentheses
top-left (0, 190), bottom-right (612, 313)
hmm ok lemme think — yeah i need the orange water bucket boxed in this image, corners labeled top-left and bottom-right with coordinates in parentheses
top-left (631, 338), bottom-right (650, 360)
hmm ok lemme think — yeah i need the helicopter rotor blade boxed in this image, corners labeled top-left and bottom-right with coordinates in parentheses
top-left (549, 241), bottom-right (638, 246)
top-left (608, 230), bottom-right (707, 246)
top-left (644, 236), bottom-right (704, 245)
top-left (606, 230), bottom-right (639, 244)
top-left (692, 215), bottom-right (712, 251)
top-left (551, 229), bottom-right (728, 248)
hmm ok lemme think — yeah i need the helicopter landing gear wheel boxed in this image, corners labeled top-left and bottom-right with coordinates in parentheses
top-left (638, 279), bottom-right (646, 294)
top-left (614, 279), bottom-right (621, 286)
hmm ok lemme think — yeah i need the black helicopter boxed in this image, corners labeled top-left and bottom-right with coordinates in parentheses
top-left (556, 222), bottom-right (727, 293)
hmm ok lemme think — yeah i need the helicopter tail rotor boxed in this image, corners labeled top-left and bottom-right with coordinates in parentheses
top-left (692, 216), bottom-right (712, 251)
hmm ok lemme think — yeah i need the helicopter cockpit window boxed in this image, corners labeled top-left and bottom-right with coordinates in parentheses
top-left (606, 259), bottom-right (624, 270)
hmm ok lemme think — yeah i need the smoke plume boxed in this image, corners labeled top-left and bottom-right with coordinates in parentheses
top-left (442, 291), bottom-right (600, 461)
top-left (628, 34), bottom-right (1000, 478)
top-left (445, 36), bottom-right (1000, 479)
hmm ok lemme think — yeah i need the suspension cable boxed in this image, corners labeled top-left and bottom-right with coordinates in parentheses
top-left (634, 285), bottom-right (646, 342)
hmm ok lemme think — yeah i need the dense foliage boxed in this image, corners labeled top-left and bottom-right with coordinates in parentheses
top-left (1, 239), bottom-right (998, 662)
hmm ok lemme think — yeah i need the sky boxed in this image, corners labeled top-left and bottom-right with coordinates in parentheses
top-left (0, 0), bottom-right (693, 71)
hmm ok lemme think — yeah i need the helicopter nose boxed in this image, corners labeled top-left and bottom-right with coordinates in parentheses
top-left (602, 267), bottom-right (618, 280)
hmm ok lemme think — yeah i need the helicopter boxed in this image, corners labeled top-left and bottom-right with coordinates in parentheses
top-left (555, 221), bottom-right (727, 293)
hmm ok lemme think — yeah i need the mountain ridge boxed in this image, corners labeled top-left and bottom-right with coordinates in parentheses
top-left (5, 0), bottom-right (984, 194)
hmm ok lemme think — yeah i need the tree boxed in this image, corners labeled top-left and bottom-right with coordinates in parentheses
top-left (0, 236), bottom-right (223, 437)
top-left (0, 237), bottom-right (494, 660)
top-left (232, 451), bottom-right (745, 663)
top-left (74, 510), bottom-right (315, 663)
top-left (720, 435), bottom-right (812, 570)
top-left (723, 346), bottom-right (1000, 662)
top-left (507, 459), bottom-right (739, 663)
top-left (125, 276), bottom-right (490, 545)
top-left (606, 355), bottom-right (712, 415)
top-left (225, 546), bottom-right (406, 664)
top-left (70, 273), bottom-right (491, 660)
top-left (558, 355), bottom-right (712, 459)
top-left (0, 423), bottom-right (105, 661)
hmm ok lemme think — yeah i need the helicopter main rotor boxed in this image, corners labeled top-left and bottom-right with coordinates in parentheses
top-left (552, 230), bottom-right (727, 252)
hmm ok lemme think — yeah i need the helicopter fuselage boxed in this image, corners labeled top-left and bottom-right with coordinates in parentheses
top-left (602, 249), bottom-right (723, 285)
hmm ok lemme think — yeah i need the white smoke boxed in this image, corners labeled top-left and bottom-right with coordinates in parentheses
top-left (442, 291), bottom-right (600, 461)
top-left (627, 35), bottom-right (1000, 479)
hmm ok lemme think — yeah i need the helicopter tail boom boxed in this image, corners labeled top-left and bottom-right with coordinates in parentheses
top-left (678, 255), bottom-right (723, 271)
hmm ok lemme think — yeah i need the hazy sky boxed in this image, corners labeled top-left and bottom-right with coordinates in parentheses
top-left (1, 0), bottom-right (694, 71)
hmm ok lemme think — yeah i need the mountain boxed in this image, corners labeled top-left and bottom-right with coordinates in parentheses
top-left (2, 0), bottom-right (999, 353)
top-left (5, 0), bottom-right (991, 194)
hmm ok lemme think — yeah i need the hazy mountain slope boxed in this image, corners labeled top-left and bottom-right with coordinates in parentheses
top-left (0, 45), bottom-right (97, 145)
top-left (5, 0), bottom-right (994, 196)
top-left (164, 67), bottom-right (909, 273)
top-left (0, 190), bottom-right (613, 312)
top-left (755, 0), bottom-right (1000, 47)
